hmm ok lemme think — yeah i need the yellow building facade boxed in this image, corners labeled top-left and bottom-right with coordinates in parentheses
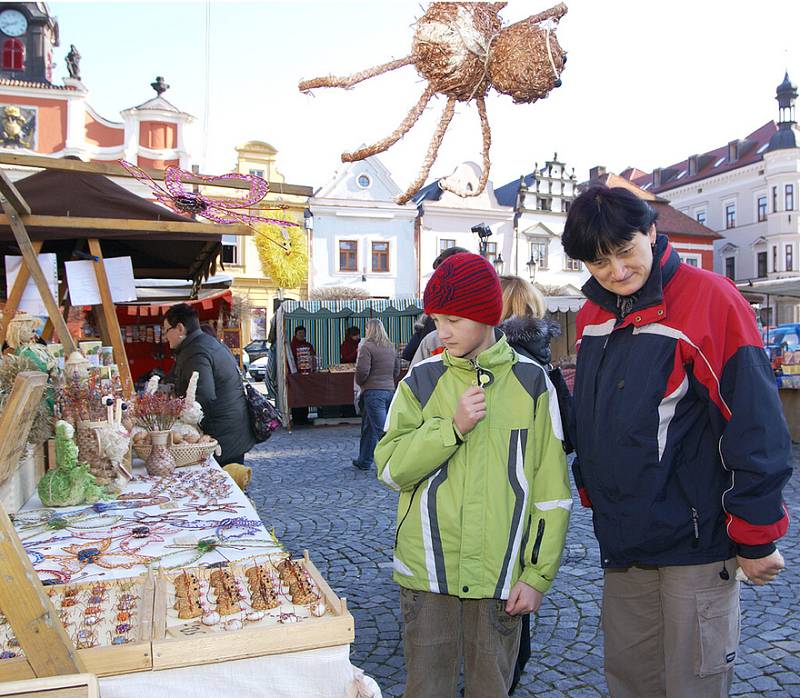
top-left (226, 140), bottom-right (313, 345)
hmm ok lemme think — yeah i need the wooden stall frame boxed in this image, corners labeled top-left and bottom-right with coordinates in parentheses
top-left (0, 372), bottom-right (86, 679)
top-left (0, 673), bottom-right (99, 698)
top-left (0, 156), bottom-right (253, 395)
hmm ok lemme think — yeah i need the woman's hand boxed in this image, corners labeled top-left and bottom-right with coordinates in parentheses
top-left (505, 580), bottom-right (542, 615)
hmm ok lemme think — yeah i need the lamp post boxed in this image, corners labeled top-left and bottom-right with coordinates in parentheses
top-left (527, 255), bottom-right (538, 282)
top-left (493, 253), bottom-right (504, 274)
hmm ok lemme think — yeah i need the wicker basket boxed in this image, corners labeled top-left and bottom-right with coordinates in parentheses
top-left (132, 437), bottom-right (220, 468)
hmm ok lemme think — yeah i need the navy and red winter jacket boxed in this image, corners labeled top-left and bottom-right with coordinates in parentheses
top-left (572, 235), bottom-right (792, 568)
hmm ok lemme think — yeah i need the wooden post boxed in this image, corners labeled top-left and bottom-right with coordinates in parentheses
top-left (86, 239), bottom-right (133, 396)
top-left (0, 240), bottom-right (42, 345)
top-left (0, 372), bottom-right (85, 677)
top-left (0, 178), bottom-right (75, 354)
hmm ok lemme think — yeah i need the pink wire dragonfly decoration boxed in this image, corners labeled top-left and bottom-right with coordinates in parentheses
top-left (118, 160), bottom-right (299, 252)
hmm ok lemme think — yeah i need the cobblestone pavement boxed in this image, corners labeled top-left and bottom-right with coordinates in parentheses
top-left (248, 425), bottom-right (799, 697)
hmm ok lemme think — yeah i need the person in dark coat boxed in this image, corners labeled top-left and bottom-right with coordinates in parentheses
top-left (497, 275), bottom-right (576, 695)
top-left (163, 303), bottom-right (255, 465)
top-left (340, 326), bottom-right (361, 363)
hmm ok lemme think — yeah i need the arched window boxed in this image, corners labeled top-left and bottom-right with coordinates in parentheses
top-left (2, 39), bottom-right (24, 71)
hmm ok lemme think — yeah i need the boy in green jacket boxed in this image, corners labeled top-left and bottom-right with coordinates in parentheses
top-left (376, 253), bottom-right (571, 697)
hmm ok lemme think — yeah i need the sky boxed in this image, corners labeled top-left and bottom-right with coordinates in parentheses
top-left (47, 0), bottom-right (800, 191)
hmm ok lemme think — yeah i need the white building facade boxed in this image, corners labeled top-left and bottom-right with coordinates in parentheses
top-left (628, 74), bottom-right (800, 324)
top-left (415, 162), bottom-right (513, 293)
top-left (309, 156), bottom-right (418, 299)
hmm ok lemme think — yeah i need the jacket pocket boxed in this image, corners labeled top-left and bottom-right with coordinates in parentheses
top-left (695, 586), bottom-right (740, 677)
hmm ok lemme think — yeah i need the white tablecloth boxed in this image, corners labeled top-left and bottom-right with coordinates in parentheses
top-left (12, 460), bottom-right (382, 698)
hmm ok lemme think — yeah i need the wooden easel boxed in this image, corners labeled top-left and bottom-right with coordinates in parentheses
top-left (0, 372), bottom-right (86, 679)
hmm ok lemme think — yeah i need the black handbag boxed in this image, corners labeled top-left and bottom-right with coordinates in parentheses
top-left (241, 375), bottom-right (282, 442)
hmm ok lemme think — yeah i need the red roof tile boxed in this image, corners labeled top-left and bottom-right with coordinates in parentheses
top-left (630, 122), bottom-right (776, 193)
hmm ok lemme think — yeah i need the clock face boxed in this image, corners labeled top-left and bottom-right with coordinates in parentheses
top-left (0, 9), bottom-right (27, 37)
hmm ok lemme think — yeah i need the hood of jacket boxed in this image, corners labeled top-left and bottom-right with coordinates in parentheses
top-left (499, 315), bottom-right (560, 365)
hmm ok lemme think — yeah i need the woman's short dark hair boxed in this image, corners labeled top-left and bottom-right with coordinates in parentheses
top-left (164, 303), bottom-right (200, 334)
top-left (433, 245), bottom-right (470, 269)
top-left (346, 326), bottom-right (360, 337)
top-left (562, 185), bottom-right (658, 262)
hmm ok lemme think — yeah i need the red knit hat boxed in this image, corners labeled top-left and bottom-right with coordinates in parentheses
top-left (424, 252), bottom-right (502, 326)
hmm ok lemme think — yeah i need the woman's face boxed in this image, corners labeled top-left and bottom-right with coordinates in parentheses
top-left (163, 321), bottom-right (185, 350)
top-left (584, 225), bottom-right (657, 297)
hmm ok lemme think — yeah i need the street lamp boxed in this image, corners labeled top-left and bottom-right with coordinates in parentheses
top-left (471, 223), bottom-right (493, 258)
top-left (527, 255), bottom-right (538, 281)
top-left (493, 253), bottom-right (504, 274)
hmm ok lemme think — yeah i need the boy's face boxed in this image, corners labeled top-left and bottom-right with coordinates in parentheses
top-left (431, 314), bottom-right (493, 359)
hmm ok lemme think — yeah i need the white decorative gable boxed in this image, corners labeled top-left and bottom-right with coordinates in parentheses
top-left (522, 221), bottom-right (558, 239)
top-left (436, 161), bottom-right (500, 209)
top-left (314, 153), bottom-right (400, 202)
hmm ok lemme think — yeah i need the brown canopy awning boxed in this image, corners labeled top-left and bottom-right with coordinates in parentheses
top-left (0, 169), bottom-right (225, 290)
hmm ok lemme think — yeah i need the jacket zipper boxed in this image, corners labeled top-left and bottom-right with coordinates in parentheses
top-left (690, 507), bottom-right (700, 548)
top-left (531, 519), bottom-right (546, 565)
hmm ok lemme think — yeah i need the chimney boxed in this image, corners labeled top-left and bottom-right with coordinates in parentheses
top-left (653, 168), bottom-right (662, 188)
top-left (589, 165), bottom-right (606, 181)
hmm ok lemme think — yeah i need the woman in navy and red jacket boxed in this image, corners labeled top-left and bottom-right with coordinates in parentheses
top-left (564, 185), bottom-right (792, 698)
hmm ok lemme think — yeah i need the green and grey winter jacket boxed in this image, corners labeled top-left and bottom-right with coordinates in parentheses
top-left (375, 335), bottom-right (571, 599)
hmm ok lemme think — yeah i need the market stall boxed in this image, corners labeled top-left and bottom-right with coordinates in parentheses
top-left (0, 373), bottom-right (379, 697)
top-left (275, 298), bottom-right (423, 426)
top-left (737, 277), bottom-right (800, 441)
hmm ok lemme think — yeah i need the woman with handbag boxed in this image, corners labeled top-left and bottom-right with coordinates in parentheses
top-left (163, 303), bottom-right (256, 466)
top-left (352, 319), bottom-right (400, 471)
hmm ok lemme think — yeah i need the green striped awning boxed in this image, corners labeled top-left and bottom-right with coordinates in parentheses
top-left (280, 298), bottom-right (422, 369)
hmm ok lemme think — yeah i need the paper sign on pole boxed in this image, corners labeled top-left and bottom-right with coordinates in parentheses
top-left (65, 256), bottom-right (137, 306)
top-left (4, 253), bottom-right (58, 316)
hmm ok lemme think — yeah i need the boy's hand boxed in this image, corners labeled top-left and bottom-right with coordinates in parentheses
top-left (453, 386), bottom-right (486, 434)
top-left (505, 581), bottom-right (542, 616)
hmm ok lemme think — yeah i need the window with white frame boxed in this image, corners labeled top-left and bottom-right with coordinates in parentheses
top-left (724, 256), bottom-right (735, 279)
top-left (679, 254), bottom-right (701, 268)
top-left (757, 251), bottom-right (768, 278)
top-left (757, 195), bottom-right (768, 222)
top-left (249, 169), bottom-right (265, 178)
top-left (485, 241), bottom-right (498, 263)
top-left (773, 245), bottom-right (778, 272)
top-left (787, 244), bottom-right (794, 272)
top-left (565, 256), bottom-right (582, 272)
top-left (695, 209), bottom-right (707, 226)
top-left (724, 202), bottom-right (736, 229)
top-left (222, 234), bottom-right (239, 265)
top-left (786, 184), bottom-right (795, 211)
top-left (529, 239), bottom-right (549, 270)
top-left (773, 186), bottom-right (779, 212)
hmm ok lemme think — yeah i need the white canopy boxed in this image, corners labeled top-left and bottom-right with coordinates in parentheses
top-left (544, 295), bottom-right (586, 313)
top-left (736, 277), bottom-right (800, 299)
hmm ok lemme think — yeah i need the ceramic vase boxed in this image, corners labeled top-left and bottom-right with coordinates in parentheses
top-left (145, 430), bottom-right (176, 476)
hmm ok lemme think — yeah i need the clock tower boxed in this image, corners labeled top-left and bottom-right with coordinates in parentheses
top-left (0, 3), bottom-right (59, 84)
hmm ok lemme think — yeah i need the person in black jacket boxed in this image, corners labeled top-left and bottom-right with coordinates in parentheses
top-left (163, 304), bottom-right (255, 465)
top-left (497, 275), bottom-right (575, 695)
top-left (564, 186), bottom-right (791, 698)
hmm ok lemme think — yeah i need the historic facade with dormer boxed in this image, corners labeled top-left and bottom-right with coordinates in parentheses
top-left (620, 73), bottom-right (800, 324)
top-left (309, 155), bottom-right (417, 298)
top-left (494, 153), bottom-right (585, 293)
top-left (0, 3), bottom-right (193, 172)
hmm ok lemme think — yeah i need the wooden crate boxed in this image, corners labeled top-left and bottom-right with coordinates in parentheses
top-left (0, 576), bottom-right (155, 680)
top-left (151, 551), bottom-right (354, 670)
top-left (0, 673), bottom-right (99, 698)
